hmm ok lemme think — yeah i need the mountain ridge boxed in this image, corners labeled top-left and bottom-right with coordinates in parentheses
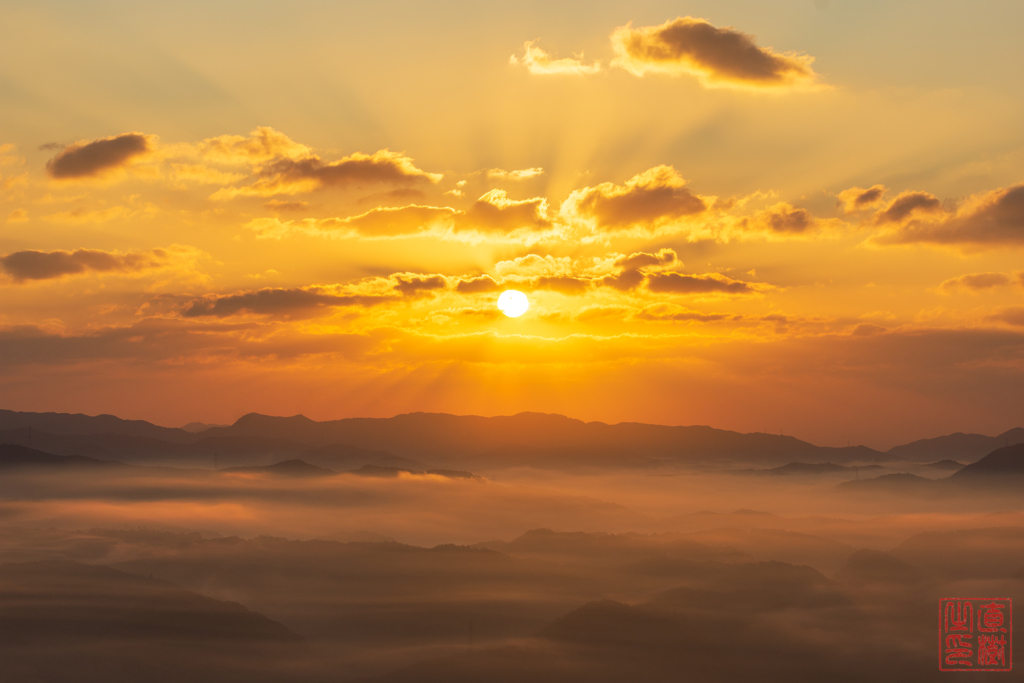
top-left (0, 408), bottom-right (1020, 469)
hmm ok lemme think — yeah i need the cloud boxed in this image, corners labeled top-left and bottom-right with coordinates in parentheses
top-left (874, 191), bottom-right (943, 224)
top-left (455, 276), bottom-right (502, 294)
top-left (989, 307), bottom-right (1024, 327)
top-left (246, 193), bottom-right (551, 240)
top-left (337, 205), bottom-right (456, 236)
top-left (509, 41), bottom-right (601, 75)
top-left (0, 248), bottom-right (170, 283)
top-left (45, 133), bottom-right (153, 179)
top-left (634, 303), bottom-right (731, 322)
top-left (610, 17), bottom-right (820, 90)
top-left (563, 166), bottom-right (707, 232)
top-left (198, 127), bottom-right (310, 165)
top-left (646, 272), bottom-right (758, 295)
top-left (873, 184), bottom-right (1024, 246)
top-left (493, 254), bottom-right (574, 278)
top-left (212, 150), bottom-right (442, 200)
top-left (182, 287), bottom-right (393, 319)
top-left (600, 269), bottom-right (645, 291)
top-left (601, 249), bottom-right (678, 290)
top-left (938, 272), bottom-right (1018, 292)
top-left (457, 190), bottom-right (552, 233)
top-left (616, 248), bottom-right (679, 271)
top-left (392, 274), bottom-right (447, 296)
top-left (837, 185), bottom-right (887, 213)
top-left (741, 202), bottom-right (817, 234)
top-left (262, 200), bottom-right (309, 213)
top-left (7, 209), bottom-right (27, 223)
top-left (487, 167), bottom-right (545, 181)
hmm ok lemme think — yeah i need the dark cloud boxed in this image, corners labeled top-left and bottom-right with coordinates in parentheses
top-left (215, 150), bottom-right (442, 199)
top-left (600, 269), bottom-right (645, 291)
top-left (875, 184), bottom-right (1024, 246)
top-left (874, 191), bottom-right (943, 224)
top-left (182, 288), bottom-right (391, 319)
top-left (611, 17), bottom-right (819, 89)
top-left (635, 303), bottom-right (730, 322)
top-left (45, 134), bottom-right (151, 179)
top-left (602, 249), bottom-right (678, 290)
top-left (939, 272), bottom-right (1016, 291)
top-left (989, 307), bottom-right (1024, 327)
top-left (566, 166), bottom-right (706, 231)
top-left (264, 152), bottom-right (437, 188)
top-left (0, 249), bottom-right (168, 282)
top-left (455, 276), bottom-right (502, 294)
top-left (646, 272), bottom-right (756, 295)
top-left (757, 204), bottom-right (815, 234)
top-left (837, 185), bottom-right (887, 213)
top-left (615, 248), bottom-right (678, 271)
top-left (457, 190), bottom-right (552, 233)
top-left (392, 275), bottom-right (447, 296)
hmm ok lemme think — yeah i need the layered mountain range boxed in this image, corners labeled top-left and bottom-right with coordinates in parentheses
top-left (0, 409), bottom-right (1021, 471)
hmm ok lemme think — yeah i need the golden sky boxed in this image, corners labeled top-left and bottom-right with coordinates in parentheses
top-left (1, 0), bottom-right (1023, 447)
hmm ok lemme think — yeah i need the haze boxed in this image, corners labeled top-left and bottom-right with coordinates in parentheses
top-left (2, 1), bottom-right (1024, 681)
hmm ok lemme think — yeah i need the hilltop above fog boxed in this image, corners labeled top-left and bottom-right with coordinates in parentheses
top-left (1, 409), bottom-right (1019, 471)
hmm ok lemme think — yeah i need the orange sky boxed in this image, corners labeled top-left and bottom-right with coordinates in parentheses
top-left (1, 1), bottom-right (1023, 448)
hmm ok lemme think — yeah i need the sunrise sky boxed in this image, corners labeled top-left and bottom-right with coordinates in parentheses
top-left (1, 0), bottom-right (1023, 447)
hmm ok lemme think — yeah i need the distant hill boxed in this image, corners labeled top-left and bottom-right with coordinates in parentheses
top-left (923, 459), bottom-right (964, 471)
top-left (0, 407), bottom-right (1020, 471)
top-left (742, 462), bottom-right (884, 476)
top-left (950, 443), bottom-right (1024, 478)
top-left (0, 443), bottom-right (126, 470)
top-left (0, 409), bottom-right (195, 443)
top-left (302, 443), bottom-right (428, 471)
top-left (221, 459), bottom-right (334, 477)
top-left (836, 473), bottom-right (938, 492)
top-left (0, 559), bottom-right (301, 683)
top-left (203, 411), bottom-right (882, 466)
top-left (885, 427), bottom-right (1024, 462)
top-left (180, 421), bottom-right (229, 433)
top-left (0, 559), bottom-right (298, 642)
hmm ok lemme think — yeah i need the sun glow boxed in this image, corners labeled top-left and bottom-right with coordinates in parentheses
top-left (497, 290), bottom-right (529, 317)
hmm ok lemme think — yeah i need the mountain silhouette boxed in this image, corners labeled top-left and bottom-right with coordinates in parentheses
top-left (836, 472), bottom-right (937, 492)
top-left (949, 443), bottom-right (1024, 478)
top-left (0, 559), bottom-right (298, 642)
top-left (222, 459), bottom-right (334, 477)
top-left (0, 443), bottom-right (126, 469)
top-left (885, 427), bottom-right (1024, 462)
top-left (1, 407), bottom-right (1020, 470)
top-left (0, 408), bottom-right (194, 442)
top-left (923, 459), bottom-right (964, 471)
top-left (743, 462), bottom-right (884, 476)
top-left (203, 411), bottom-right (879, 466)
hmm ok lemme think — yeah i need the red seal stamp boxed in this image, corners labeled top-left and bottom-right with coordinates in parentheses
top-left (939, 598), bottom-right (1012, 671)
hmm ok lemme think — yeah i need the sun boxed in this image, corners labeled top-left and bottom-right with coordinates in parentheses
top-left (497, 290), bottom-right (529, 317)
